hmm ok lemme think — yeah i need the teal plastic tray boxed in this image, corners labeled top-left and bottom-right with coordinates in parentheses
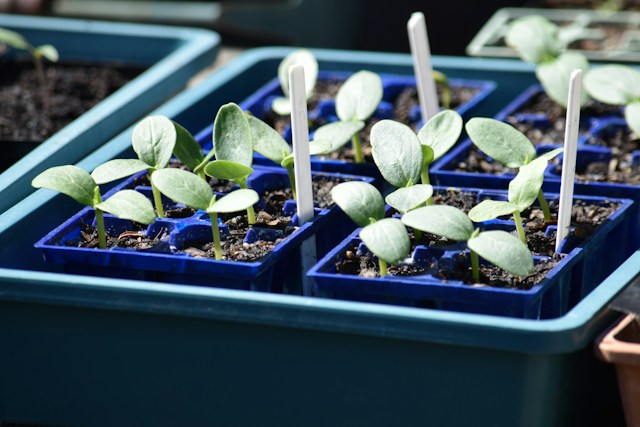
top-left (0, 48), bottom-right (629, 426)
top-left (0, 14), bottom-right (220, 215)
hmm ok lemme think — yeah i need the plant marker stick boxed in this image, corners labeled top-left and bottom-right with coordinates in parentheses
top-left (555, 69), bottom-right (582, 253)
top-left (290, 64), bottom-right (317, 296)
top-left (408, 11), bottom-right (439, 123)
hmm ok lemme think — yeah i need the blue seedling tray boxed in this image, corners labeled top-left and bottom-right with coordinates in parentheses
top-left (309, 186), bottom-right (634, 319)
top-left (193, 71), bottom-right (495, 186)
top-left (0, 14), bottom-right (220, 215)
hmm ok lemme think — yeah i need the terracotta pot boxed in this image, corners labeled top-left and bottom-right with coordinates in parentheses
top-left (596, 313), bottom-right (640, 427)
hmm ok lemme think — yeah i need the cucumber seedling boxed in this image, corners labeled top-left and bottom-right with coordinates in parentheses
top-left (271, 49), bottom-right (318, 116)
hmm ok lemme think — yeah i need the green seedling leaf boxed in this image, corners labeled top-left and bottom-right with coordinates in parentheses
top-left (247, 114), bottom-right (292, 164)
top-left (95, 190), bottom-right (156, 225)
top-left (0, 28), bottom-right (29, 49)
top-left (280, 139), bottom-right (332, 169)
top-left (336, 70), bottom-right (383, 122)
top-left (536, 51), bottom-right (589, 108)
top-left (359, 218), bottom-right (410, 265)
top-left (505, 15), bottom-right (562, 64)
top-left (35, 44), bottom-right (58, 62)
top-left (432, 70), bottom-right (451, 108)
top-left (313, 121), bottom-right (365, 151)
top-left (214, 103), bottom-right (253, 167)
top-left (466, 118), bottom-right (536, 168)
top-left (172, 121), bottom-right (204, 171)
top-left (208, 189), bottom-right (259, 214)
top-left (401, 205), bottom-right (474, 241)
top-left (91, 159), bottom-right (150, 185)
top-left (625, 101), bottom-right (640, 136)
top-left (417, 110), bottom-right (463, 161)
top-left (584, 65), bottom-right (640, 105)
top-left (468, 230), bottom-right (534, 276)
top-left (508, 148), bottom-right (562, 210)
top-left (204, 160), bottom-right (253, 182)
top-left (385, 185), bottom-right (433, 214)
top-left (273, 49), bottom-right (319, 115)
top-left (371, 120), bottom-right (423, 188)
top-left (32, 165), bottom-right (96, 207)
top-left (468, 199), bottom-right (520, 223)
top-left (151, 168), bottom-right (213, 211)
top-left (132, 115), bottom-right (177, 170)
top-left (331, 181), bottom-right (385, 227)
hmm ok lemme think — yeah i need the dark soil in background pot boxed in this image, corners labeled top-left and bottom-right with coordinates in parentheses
top-left (531, 0), bottom-right (640, 10)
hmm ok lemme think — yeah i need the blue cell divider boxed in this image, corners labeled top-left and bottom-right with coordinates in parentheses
top-left (0, 14), bottom-right (221, 215)
top-left (308, 185), bottom-right (634, 319)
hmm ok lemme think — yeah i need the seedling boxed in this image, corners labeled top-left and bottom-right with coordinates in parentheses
top-left (583, 65), bottom-right (640, 136)
top-left (32, 165), bottom-right (155, 249)
top-left (0, 27), bottom-right (58, 110)
top-left (331, 181), bottom-right (409, 276)
top-left (271, 49), bottom-right (318, 116)
top-left (468, 147), bottom-right (563, 246)
top-left (151, 168), bottom-right (259, 260)
top-left (402, 205), bottom-right (534, 282)
top-left (466, 117), bottom-right (560, 221)
top-left (505, 15), bottom-right (588, 107)
top-left (90, 115), bottom-right (177, 218)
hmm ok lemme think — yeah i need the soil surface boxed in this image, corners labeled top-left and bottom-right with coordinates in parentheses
top-left (533, 0), bottom-right (640, 10)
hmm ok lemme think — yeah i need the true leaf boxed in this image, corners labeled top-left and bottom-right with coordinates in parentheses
top-left (313, 121), bottom-right (365, 151)
top-left (467, 230), bottom-right (534, 276)
top-left (584, 65), bottom-right (640, 105)
top-left (466, 118), bottom-right (536, 168)
top-left (214, 103), bottom-right (253, 167)
top-left (204, 160), bottom-right (253, 181)
top-left (401, 205), bottom-right (474, 241)
top-left (385, 185), bottom-right (433, 214)
top-left (330, 181), bottom-right (385, 227)
top-left (247, 114), bottom-right (292, 164)
top-left (359, 218), bottom-right (410, 265)
top-left (468, 200), bottom-right (521, 223)
top-left (505, 15), bottom-right (562, 64)
top-left (96, 190), bottom-right (156, 225)
top-left (132, 115), bottom-right (177, 169)
top-left (151, 168), bottom-right (213, 211)
top-left (625, 101), bottom-right (640, 135)
top-left (172, 121), bottom-right (204, 171)
top-left (208, 189), bottom-right (259, 214)
top-left (370, 120), bottom-right (423, 188)
top-left (32, 165), bottom-right (96, 207)
top-left (417, 110), bottom-right (463, 161)
top-left (91, 159), bottom-right (150, 185)
top-left (536, 51), bottom-right (589, 108)
top-left (336, 70), bottom-right (383, 122)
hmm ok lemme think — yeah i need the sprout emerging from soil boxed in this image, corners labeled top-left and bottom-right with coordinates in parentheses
top-left (505, 15), bottom-right (588, 107)
top-left (152, 168), bottom-right (259, 260)
top-left (402, 205), bottom-right (534, 282)
top-left (32, 165), bottom-right (156, 249)
top-left (271, 49), bottom-right (318, 116)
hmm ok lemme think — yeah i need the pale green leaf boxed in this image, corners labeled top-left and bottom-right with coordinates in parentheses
top-left (308, 139), bottom-right (333, 155)
top-left (271, 97), bottom-right (291, 116)
top-left (468, 230), bottom-right (534, 276)
top-left (371, 120), bottom-right (423, 188)
top-left (0, 28), bottom-right (29, 50)
top-left (625, 101), bottom-right (640, 136)
top-left (277, 49), bottom-right (318, 99)
top-left (132, 115), bottom-right (177, 169)
top-left (538, 147), bottom-right (564, 162)
top-left (536, 51), bottom-right (589, 108)
top-left (505, 15), bottom-right (562, 64)
top-left (151, 168), bottom-right (213, 211)
top-left (330, 181), bottom-right (385, 227)
top-left (91, 159), bottom-right (150, 185)
top-left (336, 70), bottom-right (383, 121)
top-left (466, 118), bottom-right (536, 168)
top-left (584, 65), bottom-right (640, 105)
top-left (96, 190), bottom-right (156, 225)
top-left (204, 160), bottom-right (253, 181)
top-left (208, 189), bottom-right (259, 214)
top-left (417, 110), bottom-right (463, 161)
top-left (313, 121), bottom-right (365, 151)
top-left (247, 114), bottom-right (292, 164)
top-left (401, 205), bottom-right (474, 241)
top-left (359, 218), bottom-right (410, 265)
top-left (508, 156), bottom-right (549, 210)
top-left (172, 121), bottom-right (204, 171)
top-left (35, 44), bottom-right (58, 62)
top-left (385, 185), bottom-right (433, 214)
top-left (214, 103), bottom-right (253, 167)
top-left (468, 200), bottom-right (521, 223)
top-left (32, 165), bottom-right (96, 207)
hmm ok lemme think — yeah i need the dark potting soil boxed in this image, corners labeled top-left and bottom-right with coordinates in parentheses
top-left (335, 244), bottom-right (430, 278)
top-left (182, 234), bottom-right (285, 262)
top-left (261, 174), bottom-right (345, 212)
top-left (0, 61), bottom-right (142, 142)
top-left (72, 222), bottom-right (168, 250)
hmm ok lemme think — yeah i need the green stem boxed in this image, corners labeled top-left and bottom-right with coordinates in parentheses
top-left (413, 228), bottom-right (423, 244)
top-left (32, 54), bottom-right (49, 112)
top-left (209, 212), bottom-right (223, 260)
top-left (352, 132), bottom-right (364, 163)
top-left (151, 183), bottom-right (165, 218)
top-left (286, 164), bottom-right (297, 200)
top-left (421, 169), bottom-right (431, 185)
top-left (247, 205), bottom-right (257, 226)
top-left (513, 211), bottom-right (527, 245)
top-left (470, 250), bottom-right (480, 282)
top-left (379, 259), bottom-right (388, 277)
top-left (537, 189), bottom-right (552, 222)
top-left (95, 208), bottom-right (106, 250)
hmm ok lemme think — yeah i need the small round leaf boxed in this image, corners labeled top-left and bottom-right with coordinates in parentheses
top-left (536, 52), bottom-right (589, 108)
top-left (32, 165), bottom-right (96, 207)
top-left (371, 120), bottom-right (423, 188)
top-left (213, 103), bottom-right (253, 167)
top-left (385, 185), bottom-right (433, 214)
top-left (465, 118), bottom-right (536, 168)
top-left (401, 205), bottom-right (474, 241)
top-left (336, 70), bottom-right (383, 121)
top-left (204, 160), bottom-right (253, 181)
top-left (505, 15), bottom-right (562, 64)
top-left (313, 121), bottom-right (365, 151)
top-left (208, 189), bottom-right (259, 214)
top-left (359, 218), bottom-right (410, 265)
top-left (468, 200), bottom-right (520, 223)
top-left (91, 159), bottom-right (150, 185)
top-left (96, 190), bottom-right (156, 225)
top-left (35, 44), bottom-right (59, 62)
top-left (508, 155), bottom-right (553, 210)
top-left (330, 181), bottom-right (385, 227)
top-left (151, 168), bottom-right (213, 211)
top-left (468, 230), bottom-right (534, 276)
top-left (132, 115), bottom-right (177, 170)
top-left (417, 110), bottom-right (463, 161)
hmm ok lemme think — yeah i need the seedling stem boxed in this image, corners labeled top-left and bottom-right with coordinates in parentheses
top-left (208, 212), bottom-right (223, 260)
